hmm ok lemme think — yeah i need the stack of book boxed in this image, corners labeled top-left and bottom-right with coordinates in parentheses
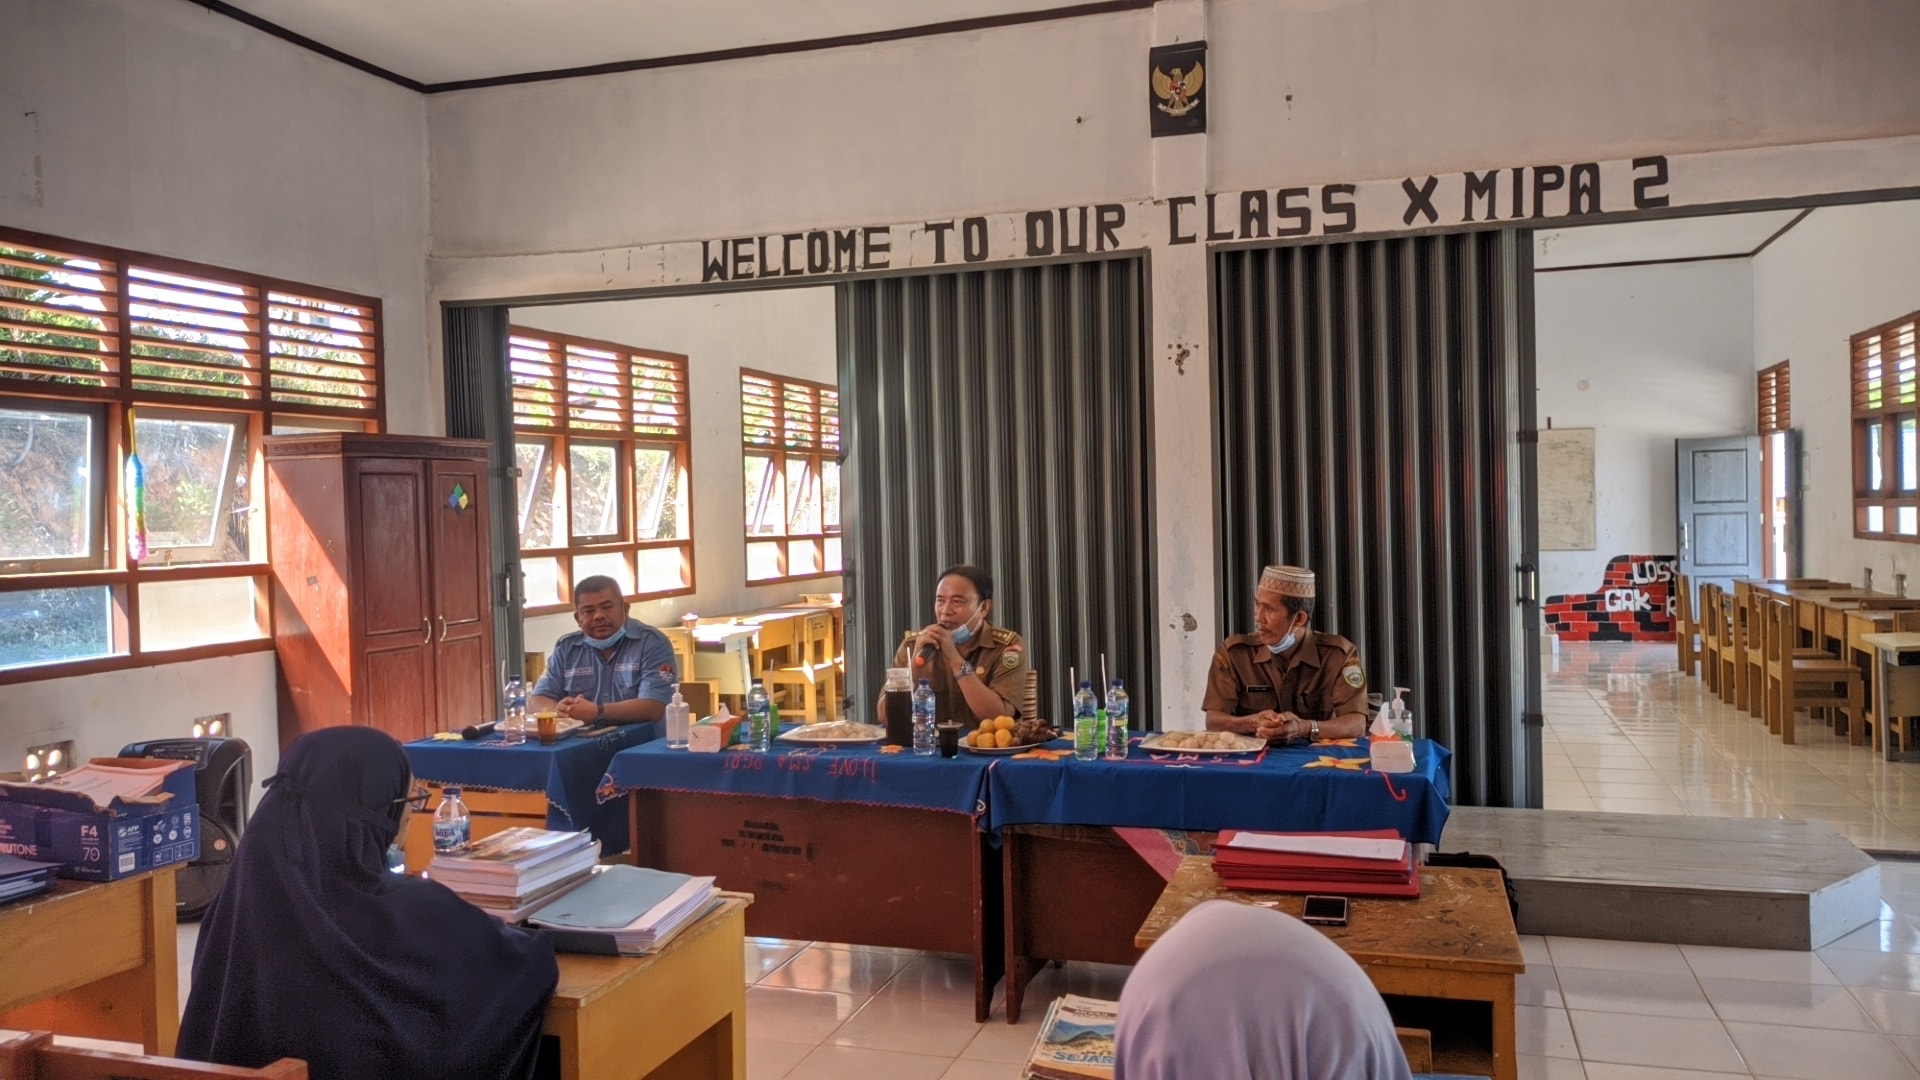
top-left (1213, 829), bottom-right (1420, 898)
top-left (528, 864), bottom-right (718, 955)
top-left (0, 854), bottom-right (59, 904)
top-left (429, 828), bottom-right (600, 922)
top-left (1022, 994), bottom-right (1116, 1079)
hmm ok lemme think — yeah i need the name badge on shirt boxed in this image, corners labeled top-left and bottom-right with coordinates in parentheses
top-left (1246, 684), bottom-right (1274, 693)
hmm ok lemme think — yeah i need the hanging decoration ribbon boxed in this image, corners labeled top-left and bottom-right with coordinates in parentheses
top-left (125, 408), bottom-right (148, 562)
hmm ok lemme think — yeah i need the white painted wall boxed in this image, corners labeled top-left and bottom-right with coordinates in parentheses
top-left (0, 0), bottom-right (429, 790)
top-left (1754, 200), bottom-right (1920, 586)
top-left (1534, 260), bottom-right (1756, 600)
top-left (422, 0), bottom-right (1920, 727)
top-left (509, 288), bottom-right (841, 656)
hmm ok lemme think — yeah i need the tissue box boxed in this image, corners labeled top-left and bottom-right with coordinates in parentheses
top-left (689, 715), bottom-right (743, 753)
top-left (1369, 737), bottom-right (1416, 774)
top-left (0, 758), bottom-right (201, 881)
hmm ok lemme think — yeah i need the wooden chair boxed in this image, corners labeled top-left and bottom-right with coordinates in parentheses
top-left (0, 1031), bottom-right (306, 1079)
top-left (1762, 596), bottom-right (1864, 745)
top-left (760, 611), bottom-right (841, 723)
top-left (1675, 573), bottom-right (1701, 678)
top-left (1698, 586), bottom-right (1724, 695)
top-left (1736, 587), bottom-right (1769, 716)
top-left (660, 627), bottom-right (723, 716)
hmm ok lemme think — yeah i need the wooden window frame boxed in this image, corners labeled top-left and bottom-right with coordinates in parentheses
top-left (1758, 361), bottom-right (1791, 576)
top-left (1851, 310), bottom-right (1920, 542)
top-left (741, 369), bottom-right (841, 585)
top-left (509, 326), bottom-right (694, 615)
top-left (0, 226), bottom-right (383, 685)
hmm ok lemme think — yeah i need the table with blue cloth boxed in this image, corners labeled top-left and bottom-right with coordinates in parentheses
top-left (991, 738), bottom-right (1452, 1022)
top-left (401, 722), bottom-right (658, 869)
top-left (604, 729), bottom-right (1005, 1021)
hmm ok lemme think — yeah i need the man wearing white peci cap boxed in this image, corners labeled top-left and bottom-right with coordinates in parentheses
top-left (1201, 565), bottom-right (1371, 745)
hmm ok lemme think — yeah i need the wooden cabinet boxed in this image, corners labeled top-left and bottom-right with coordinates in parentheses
top-left (266, 434), bottom-right (496, 746)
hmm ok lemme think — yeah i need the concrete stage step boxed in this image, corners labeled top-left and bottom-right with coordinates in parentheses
top-left (1438, 807), bottom-right (1881, 950)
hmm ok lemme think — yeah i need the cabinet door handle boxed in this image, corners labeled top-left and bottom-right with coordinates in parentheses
top-left (421, 618), bottom-right (431, 644)
top-left (438, 615), bottom-right (449, 642)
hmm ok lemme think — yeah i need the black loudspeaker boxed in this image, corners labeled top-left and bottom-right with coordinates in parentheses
top-left (118, 737), bottom-right (252, 921)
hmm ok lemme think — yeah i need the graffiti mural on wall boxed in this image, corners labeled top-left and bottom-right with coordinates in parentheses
top-left (1544, 555), bottom-right (1677, 642)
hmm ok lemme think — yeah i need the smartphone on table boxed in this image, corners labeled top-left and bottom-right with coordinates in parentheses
top-left (1301, 894), bottom-right (1349, 926)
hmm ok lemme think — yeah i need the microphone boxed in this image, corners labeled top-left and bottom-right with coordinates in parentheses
top-left (916, 643), bottom-right (939, 666)
top-left (460, 720), bottom-right (498, 741)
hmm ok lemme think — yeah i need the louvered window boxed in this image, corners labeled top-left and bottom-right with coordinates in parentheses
top-left (1758, 361), bottom-right (1790, 436)
top-left (510, 327), bottom-right (692, 610)
top-left (0, 226), bottom-right (382, 681)
top-left (1852, 311), bottom-right (1920, 540)
top-left (742, 369), bottom-right (841, 584)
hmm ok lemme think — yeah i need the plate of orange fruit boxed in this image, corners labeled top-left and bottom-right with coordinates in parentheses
top-left (961, 715), bottom-right (1064, 755)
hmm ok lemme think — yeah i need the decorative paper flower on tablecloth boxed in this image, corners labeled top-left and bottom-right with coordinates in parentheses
top-left (1012, 748), bottom-right (1073, 761)
top-left (1312, 737), bottom-right (1361, 748)
top-left (879, 745), bottom-right (906, 754)
top-left (1304, 755), bottom-right (1370, 770)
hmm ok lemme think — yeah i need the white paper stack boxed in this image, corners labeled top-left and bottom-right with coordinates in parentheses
top-left (528, 864), bottom-right (718, 954)
top-left (429, 828), bottom-right (600, 920)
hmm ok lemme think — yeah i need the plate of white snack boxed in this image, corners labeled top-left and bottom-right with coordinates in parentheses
top-left (1137, 731), bottom-right (1267, 754)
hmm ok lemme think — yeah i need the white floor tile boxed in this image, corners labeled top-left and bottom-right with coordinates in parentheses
top-left (1519, 1054), bottom-right (1590, 1079)
top-left (1818, 948), bottom-right (1920, 991)
top-left (827, 993), bottom-right (985, 1058)
top-left (757, 942), bottom-right (914, 995)
top-left (1546, 937), bottom-right (1694, 975)
top-left (1517, 965), bottom-right (1564, 1008)
top-left (1555, 967), bottom-right (1714, 1019)
top-left (1581, 1064), bottom-right (1747, 1079)
top-left (1681, 943), bottom-right (1839, 984)
top-left (1848, 986), bottom-right (1920, 1036)
top-left (745, 939), bottom-right (808, 985)
top-left (1566, 1009), bottom-right (1745, 1073)
top-left (1723, 1020), bottom-right (1920, 1079)
top-left (783, 1044), bottom-right (956, 1080)
top-left (939, 1059), bottom-right (1024, 1080)
top-left (745, 1037), bottom-right (815, 1080)
top-left (1818, 916), bottom-right (1920, 955)
top-left (956, 1011), bottom-right (1047, 1063)
top-left (1698, 976), bottom-right (1876, 1030)
top-left (744, 986), bottom-right (863, 1044)
top-left (1517, 1004), bottom-right (1580, 1059)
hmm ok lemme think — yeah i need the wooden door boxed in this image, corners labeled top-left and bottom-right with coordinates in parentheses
top-left (429, 457), bottom-right (495, 733)
top-left (1676, 436), bottom-right (1764, 600)
top-left (353, 459), bottom-right (435, 743)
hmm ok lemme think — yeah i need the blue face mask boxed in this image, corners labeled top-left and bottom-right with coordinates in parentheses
top-left (1268, 630), bottom-right (1298, 655)
top-left (582, 624), bottom-right (627, 649)
top-left (951, 610), bottom-right (984, 647)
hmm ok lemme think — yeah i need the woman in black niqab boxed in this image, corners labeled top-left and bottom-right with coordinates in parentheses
top-left (179, 726), bottom-right (558, 1080)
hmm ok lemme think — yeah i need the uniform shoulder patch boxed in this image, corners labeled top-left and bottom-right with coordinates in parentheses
top-left (992, 627), bottom-right (1016, 644)
top-left (1342, 665), bottom-right (1365, 688)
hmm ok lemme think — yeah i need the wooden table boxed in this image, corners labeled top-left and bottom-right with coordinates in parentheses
top-left (1001, 825), bottom-right (1170, 1023)
top-left (0, 867), bottom-right (180, 1054)
top-left (546, 894), bottom-right (751, 1080)
top-left (1857, 631), bottom-right (1920, 762)
top-left (684, 602), bottom-right (843, 698)
top-left (629, 790), bottom-right (1004, 1022)
top-left (1136, 858), bottom-right (1523, 1080)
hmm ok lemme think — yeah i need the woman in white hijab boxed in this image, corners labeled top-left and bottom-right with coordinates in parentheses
top-left (1115, 900), bottom-right (1413, 1080)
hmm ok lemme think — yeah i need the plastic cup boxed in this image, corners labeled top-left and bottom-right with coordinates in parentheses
top-left (937, 723), bottom-right (963, 758)
top-left (536, 712), bottom-right (559, 745)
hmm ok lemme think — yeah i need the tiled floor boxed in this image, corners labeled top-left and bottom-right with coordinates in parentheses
top-left (146, 643), bottom-right (1920, 1078)
top-left (1542, 641), bottom-right (1920, 853)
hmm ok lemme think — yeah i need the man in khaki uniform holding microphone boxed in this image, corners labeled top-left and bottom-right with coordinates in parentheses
top-left (876, 564), bottom-right (1030, 725)
top-left (1202, 565), bottom-right (1371, 745)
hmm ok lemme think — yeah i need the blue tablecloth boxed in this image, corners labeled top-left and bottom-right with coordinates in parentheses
top-left (603, 728), bottom-right (993, 816)
top-left (985, 739), bottom-right (1452, 845)
top-left (403, 722), bottom-right (659, 856)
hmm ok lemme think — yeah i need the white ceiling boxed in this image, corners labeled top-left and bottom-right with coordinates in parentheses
top-left (219, 0), bottom-right (1087, 86)
top-left (1534, 209), bottom-right (1806, 270)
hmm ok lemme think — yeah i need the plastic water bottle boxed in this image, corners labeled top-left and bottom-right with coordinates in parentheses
top-left (665, 685), bottom-right (692, 749)
top-left (746, 681), bottom-right (773, 752)
top-left (1073, 682), bottom-right (1099, 761)
top-left (1104, 679), bottom-right (1130, 759)
top-left (432, 786), bottom-right (470, 855)
top-left (912, 679), bottom-right (937, 756)
top-left (501, 674), bottom-right (527, 745)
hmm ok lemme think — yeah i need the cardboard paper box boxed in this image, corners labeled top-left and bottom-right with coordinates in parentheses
top-left (0, 757), bottom-right (201, 881)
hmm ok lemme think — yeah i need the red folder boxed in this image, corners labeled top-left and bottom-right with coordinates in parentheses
top-left (1213, 829), bottom-right (1420, 898)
